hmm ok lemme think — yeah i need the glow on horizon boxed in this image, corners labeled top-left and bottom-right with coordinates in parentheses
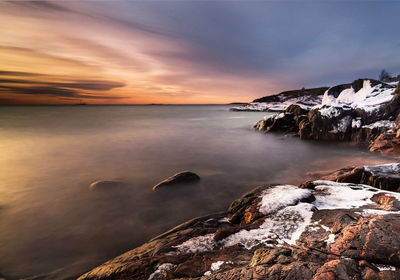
top-left (1, 1), bottom-right (399, 105)
top-left (0, 2), bottom-right (278, 105)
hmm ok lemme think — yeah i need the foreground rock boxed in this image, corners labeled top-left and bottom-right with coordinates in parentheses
top-left (254, 79), bottom-right (400, 154)
top-left (153, 171), bottom-right (200, 191)
top-left (79, 163), bottom-right (400, 280)
top-left (89, 180), bottom-right (125, 190)
top-left (230, 87), bottom-right (328, 112)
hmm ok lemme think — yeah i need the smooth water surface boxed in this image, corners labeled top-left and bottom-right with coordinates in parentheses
top-left (0, 105), bottom-right (395, 279)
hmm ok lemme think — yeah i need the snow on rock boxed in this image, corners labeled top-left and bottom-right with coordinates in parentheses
top-left (223, 202), bottom-right (314, 249)
top-left (312, 181), bottom-right (376, 210)
top-left (259, 185), bottom-right (312, 215)
top-left (356, 209), bottom-right (399, 216)
top-left (364, 163), bottom-right (400, 177)
top-left (167, 178), bottom-right (400, 256)
top-left (210, 261), bottom-right (225, 271)
top-left (231, 97), bottom-right (318, 112)
top-left (169, 234), bottom-right (215, 254)
top-left (314, 104), bottom-right (353, 118)
top-left (329, 115), bottom-right (352, 133)
top-left (372, 263), bottom-right (397, 271)
top-left (352, 118), bottom-right (362, 129)
top-left (362, 120), bottom-right (396, 130)
top-left (320, 80), bottom-right (396, 113)
top-left (203, 261), bottom-right (230, 276)
top-left (313, 180), bottom-right (400, 210)
top-left (325, 234), bottom-right (335, 244)
top-left (148, 263), bottom-right (177, 280)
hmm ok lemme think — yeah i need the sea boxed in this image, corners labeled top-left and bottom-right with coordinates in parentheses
top-left (0, 105), bottom-right (395, 279)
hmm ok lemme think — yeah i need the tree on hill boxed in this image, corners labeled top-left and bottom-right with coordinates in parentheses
top-left (379, 69), bottom-right (392, 81)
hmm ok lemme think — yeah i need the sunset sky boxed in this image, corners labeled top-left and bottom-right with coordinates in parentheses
top-left (1, 1), bottom-right (399, 105)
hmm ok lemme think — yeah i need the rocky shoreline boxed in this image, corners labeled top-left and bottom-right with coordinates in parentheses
top-left (75, 78), bottom-right (400, 280)
top-left (77, 163), bottom-right (400, 280)
top-left (254, 79), bottom-right (400, 154)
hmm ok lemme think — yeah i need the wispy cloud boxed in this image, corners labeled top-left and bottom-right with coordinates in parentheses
top-left (0, 1), bottom-right (399, 104)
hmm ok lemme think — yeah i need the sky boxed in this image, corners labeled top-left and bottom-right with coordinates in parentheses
top-left (0, 0), bottom-right (399, 105)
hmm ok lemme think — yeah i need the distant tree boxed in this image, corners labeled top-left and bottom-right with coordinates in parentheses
top-left (396, 82), bottom-right (400, 94)
top-left (379, 69), bottom-right (392, 81)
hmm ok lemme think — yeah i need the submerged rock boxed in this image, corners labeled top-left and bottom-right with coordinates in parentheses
top-left (89, 180), bottom-right (125, 190)
top-left (152, 171), bottom-right (200, 191)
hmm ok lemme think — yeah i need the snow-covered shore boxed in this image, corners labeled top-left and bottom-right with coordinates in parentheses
top-left (78, 163), bottom-right (400, 280)
top-left (254, 79), bottom-right (400, 154)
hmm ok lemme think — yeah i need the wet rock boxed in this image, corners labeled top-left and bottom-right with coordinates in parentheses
top-left (285, 104), bottom-right (309, 116)
top-left (152, 171), bottom-right (200, 191)
top-left (371, 193), bottom-right (400, 211)
top-left (213, 225), bottom-right (240, 242)
top-left (89, 180), bottom-right (124, 190)
top-left (298, 181), bottom-right (316, 190)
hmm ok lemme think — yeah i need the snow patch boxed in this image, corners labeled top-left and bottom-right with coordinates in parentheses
top-left (211, 260), bottom-right (225, 271)
top-left (330, 115), bottom-right (352, 133)
top-left (364, 163), bottom-right (400, 177)
top-left (356, 209), bottom-right (399, 216)
top-left (321, 80), bottom-right (396, 113)
top-left (325, 234), bottom-right (335, 244)
top-left (169, 234), bottom-right (215, 254)
top-left (259, 185), bottom-right (312, 215)
top-left (223, 203), bottom-right (314, 249)
top-left (148, 263), bottom-right (176, 280)
top-left (313, 181), bottom-right (375, 210)
top-left (362, 120), bottom-right (396, 130)
top-left (372, 263), bottom-right (397, 271)
top-left (352, 118), bottom-right (362, 129)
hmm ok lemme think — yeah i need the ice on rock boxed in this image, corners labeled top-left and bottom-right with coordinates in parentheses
top-left (259, 185), bottom-right (312, 215)
top-left (223, 202), bottom-right (314, 249)
top-left (169, 234), bottom-right (216, 254)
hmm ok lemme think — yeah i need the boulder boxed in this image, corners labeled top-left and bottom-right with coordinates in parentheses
top-left (152, 171), bottom-right (200, 191)
top-left (89, 180), bottom-right (124, 190)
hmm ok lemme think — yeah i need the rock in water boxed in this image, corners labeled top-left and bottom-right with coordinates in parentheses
top-left (152, 171), bottom-right (200, 191)
top-left (89, 180), bottom-right (124, 190)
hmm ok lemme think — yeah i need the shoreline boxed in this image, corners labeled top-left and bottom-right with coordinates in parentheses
top-left (77, 163), bottom-right (400, 280)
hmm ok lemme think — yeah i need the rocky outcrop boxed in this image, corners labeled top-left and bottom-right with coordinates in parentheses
top-left (79, 164), bottom-right (400, 280)
top-left (254, 79), bottom-right (400, 154)
top-left (319, 163), bottom-right (400, 192)
top-left (231, 87), bottom-right (328, 112)
top-left (152, 171), bottom-right (200, 191)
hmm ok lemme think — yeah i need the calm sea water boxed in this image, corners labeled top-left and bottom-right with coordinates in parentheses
top-left (0, 105), bottom-right (395, 279)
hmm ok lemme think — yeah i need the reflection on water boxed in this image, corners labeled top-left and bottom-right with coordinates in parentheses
top-left (0, 105), bottom-right (395, 279)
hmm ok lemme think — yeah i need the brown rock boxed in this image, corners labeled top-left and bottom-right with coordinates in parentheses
top-left (371, 193), bottom-right (400, 211)
top-left (152, 171), bottom-right (200, 191)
